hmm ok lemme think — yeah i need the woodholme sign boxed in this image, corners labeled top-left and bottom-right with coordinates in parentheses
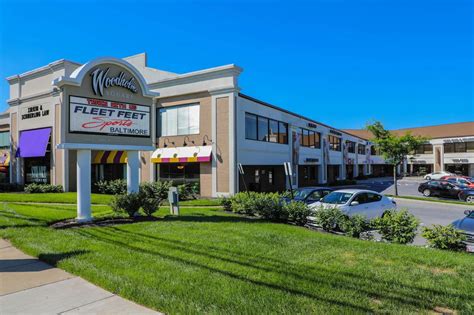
top-left (69, 96), bottom-right (150, 137)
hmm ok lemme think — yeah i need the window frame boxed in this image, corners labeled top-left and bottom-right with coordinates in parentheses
top-left (328, 135), bottom-right (341, 151)
top-left (158, 103), bottom-right (200, 137)
top-left (244, 112), bottom-right (288, 145)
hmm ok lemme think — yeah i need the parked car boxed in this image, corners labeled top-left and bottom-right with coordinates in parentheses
top-left (459, 189), bottom-right (474, 203)
top-left (418, 180), bottom-right (466, 199)
top-left (451, 209), bottom-right (474, 252)
top-left (423, 171), bottom-right (454, 180)
top-left (309, 189), bottom-right (397, 220)
top-left (283, 187), bottom-right (333, 205)
top-left (440, 176), bottom-right (474, 188)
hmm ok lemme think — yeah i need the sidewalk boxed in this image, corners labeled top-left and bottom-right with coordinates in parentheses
top-left (0, 239), bottom-right (160, 315)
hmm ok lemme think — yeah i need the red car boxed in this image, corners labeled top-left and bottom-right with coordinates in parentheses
top-left (440, 176), bottom-right (474, 188)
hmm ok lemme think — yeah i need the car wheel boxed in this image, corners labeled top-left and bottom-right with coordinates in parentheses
top-left (423, 189), bottom-right (431, 197)
top-left (425, 176), bottom-right (431, 180)
top-left (466, 196), bottom-right (474, 203)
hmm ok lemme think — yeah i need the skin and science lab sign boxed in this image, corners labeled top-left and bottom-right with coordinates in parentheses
top-left (69, 96), bottom-right (150, 137)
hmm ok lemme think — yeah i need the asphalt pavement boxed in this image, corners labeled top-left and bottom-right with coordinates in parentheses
top-left (357, 176), bottom-right (424, 197)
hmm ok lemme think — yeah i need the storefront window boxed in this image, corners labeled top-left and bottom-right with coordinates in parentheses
top-left (444, 143), bottom-right (454, 153)
top-left (159, 163), bottom-right (200, 185)
top-left (278, 122), bottom-right (288, 144)
top-left (467, 142), bottom-right (474, 153)
top-left (328, 135), bottom-right (341, 151)
top-left (258, 116), bottom-right (269, 141)
top-left (158, 104), bottom-right (200, 136)
top-left (415, 144), bottom-right (433, 154)
top-left (455, 142), bottom-right (466, 153)
top-left (244, 112), bottom-right (288, 144)
top-left (346, 141), bottom-right (355, 153)
top-left (25, 158), bottom-right (50, 184)
top-left (268, 120), bottom-right (279, 143)
top-left (300, 128), bottom-right (320, 148)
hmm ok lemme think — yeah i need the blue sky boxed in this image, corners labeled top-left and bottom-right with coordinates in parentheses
top-left (0, 0), bottom-right (472, 129)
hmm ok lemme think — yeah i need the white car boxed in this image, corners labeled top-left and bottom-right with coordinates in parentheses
top-left (423, 171), bottom-right (453, 180)
top-left (309, 189), bottom-right (397, 220)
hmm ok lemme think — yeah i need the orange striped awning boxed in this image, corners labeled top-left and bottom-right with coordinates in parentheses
top-left (0, 150), bottom-right (10, 166)
top-left (92, 151), bottom-right (127, 164)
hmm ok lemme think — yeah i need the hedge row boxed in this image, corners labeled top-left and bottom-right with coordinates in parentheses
top-left (220, 192), bottom-right (310, 226)
top-left (95, 179), bottom-right (199, 200)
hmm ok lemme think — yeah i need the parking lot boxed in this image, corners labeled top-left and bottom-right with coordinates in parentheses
top-left (357, 177), bottom-right (427, 197)
top-left (349, 176), bottom-right (473, 245)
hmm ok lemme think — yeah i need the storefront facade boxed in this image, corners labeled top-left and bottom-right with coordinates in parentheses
top-left (5, 53), bottom-right (471, 197)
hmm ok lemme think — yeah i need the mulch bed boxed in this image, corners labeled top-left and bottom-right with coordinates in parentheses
top-left (50, 216), bottom-right (160, 229)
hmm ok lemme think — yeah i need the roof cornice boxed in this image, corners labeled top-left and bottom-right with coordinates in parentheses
top-left (6, 59), bottom-right (81, 82)
top-left (148, 64), bottom-right (242, 89)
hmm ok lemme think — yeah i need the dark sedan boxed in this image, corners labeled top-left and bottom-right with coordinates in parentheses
top-left (417, 180), bottom-right (465, 199)
top-left (452, 210), bottom-right (474, 252)
top-left (459, 189), bottom-right (474, 203)
top-left (283, 187), bottom-right (333, 205)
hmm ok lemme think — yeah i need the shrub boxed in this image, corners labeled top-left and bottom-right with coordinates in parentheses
top-left (220, 197), bottom-right (232, 212)
top-left (230, 192), bottom-right (259, 215)
top-left (95, 179), bottom-right (127, 195)
top-left (177, 182), bottom-right (199, 200)
top-left (140, 181), bottom-right (172, 200)
top-left (24, 183), bottom-right (63, 193)
top-left (421, 225), bottom-right (467, 251)
top-left (372, 209), bottom-right (419, 244)
top-left (110, 192), bottom-right (142, 218)
top-left (313, 206), bottom-right (345, 232)
top-left (339, 214), bottom-right (371, 238)
top-left (285, 201), bottom-right (311, 226)
top-left (255, 193), bottom-right (287, 221)
top-left (141, 198), bottom-right (162, 217)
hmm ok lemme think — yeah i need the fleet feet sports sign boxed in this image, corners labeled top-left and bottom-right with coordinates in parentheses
top-left (69, 96), bottom-right (150, 137)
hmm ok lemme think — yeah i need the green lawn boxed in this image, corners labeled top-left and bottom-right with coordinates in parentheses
top-left (0, 192), bottom-right (113, 204)
top-left (0, 203), bottom-right (473, 314)
top-left (0, 192), bottom-right (220, 206)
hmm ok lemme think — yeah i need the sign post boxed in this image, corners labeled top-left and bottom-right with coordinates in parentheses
top-left (238, 163), bottom-right (247, 191)
top-left (284, 162), bottom-right (294, 199)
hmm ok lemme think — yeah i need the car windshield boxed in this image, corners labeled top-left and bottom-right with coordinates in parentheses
top-left (468, 212), bottom-right (474, 219)
top-left (321, 192), bottom-right (353, 204)
top-left (293, 189), bottom-right (313, 199)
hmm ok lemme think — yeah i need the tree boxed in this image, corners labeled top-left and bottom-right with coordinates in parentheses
top-left (366, 121), bottom-right (428, 196)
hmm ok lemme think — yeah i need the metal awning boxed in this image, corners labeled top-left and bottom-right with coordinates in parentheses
top-left (92, 151), bottom-right (128, 164)
top-left (151, 146), bottom-right (212, 163)
top-left (17, 127), bottom-right (51, 158)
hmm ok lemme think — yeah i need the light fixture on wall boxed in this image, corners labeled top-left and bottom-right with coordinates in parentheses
top-left (163, 138), bottom-right (174, 148)
top-left (177, 165), bottom-right (184, 170)
top-left (183, 136), bottom-right (194, 147)
top-left (202, 135), bottom-right (212, 146)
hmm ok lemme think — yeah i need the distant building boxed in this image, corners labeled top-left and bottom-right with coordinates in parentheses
top-left (344, 122), bottom-right (474, 177)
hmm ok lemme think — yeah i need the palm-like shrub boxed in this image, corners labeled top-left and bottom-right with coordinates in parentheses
top-left (421, 224), bottom-right (467, 251)
top-left (110, 192), bottom-right (142, 218)
top-left (372, 209), bottom-right (419, 244)
top-left (285, 201), bottom-right (311, 226)
top-left (313, 207), bottom-right (345, 232)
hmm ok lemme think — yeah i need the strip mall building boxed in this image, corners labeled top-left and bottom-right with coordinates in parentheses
top-left (1, 53), bottom-right (473, 197)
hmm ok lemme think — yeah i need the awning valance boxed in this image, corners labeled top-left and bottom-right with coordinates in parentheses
top-left (17, 127), bottom-right (51, 158)
top-left (92, 151), bottom-right (128, 164)
top-left (151, 146), bottom-right (212, 163)
top-left (0, 150), bottom-right (10, 166)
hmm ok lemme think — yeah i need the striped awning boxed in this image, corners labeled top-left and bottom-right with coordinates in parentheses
top-left (92, 151), bottom-right (127, 164)
top-left (151, 146), bottom-right (212, 163)
top-left (0, 150), bottom-right (10, 166)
